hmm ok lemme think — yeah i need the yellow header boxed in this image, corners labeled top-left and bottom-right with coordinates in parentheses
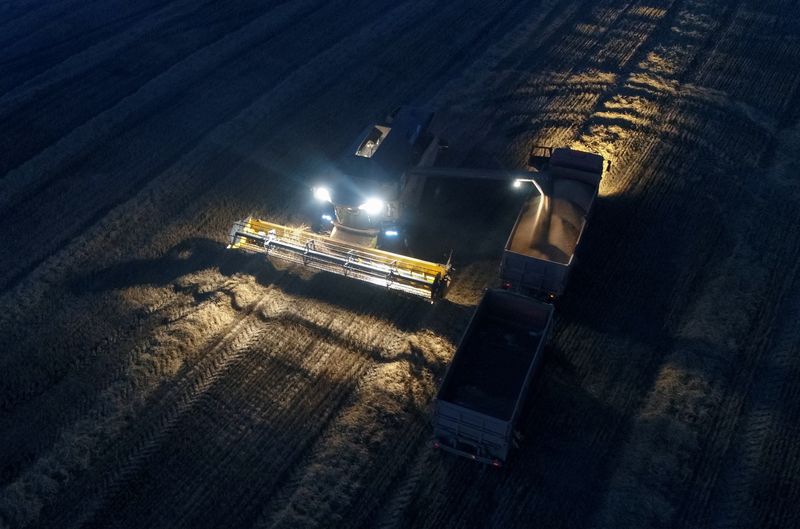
top-left (233, 217), bottom-right (450, 282)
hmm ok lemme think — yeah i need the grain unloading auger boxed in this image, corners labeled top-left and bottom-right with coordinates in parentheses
top-left (228, 217), bottom-right (451, 300)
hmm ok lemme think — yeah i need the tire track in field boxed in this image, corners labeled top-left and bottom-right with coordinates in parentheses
top-left (152, 314), bottom-right (356, 528)
top-left (57, 287), bottom-right (416, 529)
top-left (683, 121), bottom-right (800, 528)
top-left (370, 442), bottom-right (434, 529)
top-left (0, 269), bottom-right (255, 487)
top-left (0, 270), bottom-right (268, 510)
top-left (79, 300), bottom-right (330, 527)
top-left (669, 154), bottom-right (799, 529)
top-left (706, 275), bottom-right (800, 529)
top-left (0, 275), bottom-right (279, 528)
top-left (0, 254), bottom-right (249, 413)
top-left (254, 305), bottom-right (459, 529)
top-left (447, 0), bottom-right (665, 169)
top-left (167, 302), bottom-right (423, 529)
top-left (42, 285), bottom-right (290, 529)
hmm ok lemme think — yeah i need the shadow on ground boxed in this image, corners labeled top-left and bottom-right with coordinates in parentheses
top-left (73, 236), bottom-right (473, 342)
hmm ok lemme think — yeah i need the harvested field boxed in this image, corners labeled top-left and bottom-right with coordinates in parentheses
top-left (1, 1), bottom-right (799, 528)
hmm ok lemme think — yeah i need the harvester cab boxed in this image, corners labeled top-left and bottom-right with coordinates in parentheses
top-left (309, 106), bottom-right (443, 251)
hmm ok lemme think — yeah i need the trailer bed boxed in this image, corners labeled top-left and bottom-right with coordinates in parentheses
top-left (440, 314), bottom-right (545, 420)
top-left (501, 149), bottom-right (603, 297)
top-left (506, 177), bottom-right (597, 265)
top-left (433, 290), bottom-right (553, 463)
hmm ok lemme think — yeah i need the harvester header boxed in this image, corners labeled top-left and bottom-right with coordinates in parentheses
top-left (228, 217), bottom-right (451, 300)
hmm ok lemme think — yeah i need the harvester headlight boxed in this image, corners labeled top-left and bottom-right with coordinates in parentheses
top-left (384, 229), bottom-right (399, 237)
top-left (513, 179), bottom-right (522, 188)
top-left (313, 187), bottom-right (332, 203)
top-left (358, 198), bottom-right (384, 215)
